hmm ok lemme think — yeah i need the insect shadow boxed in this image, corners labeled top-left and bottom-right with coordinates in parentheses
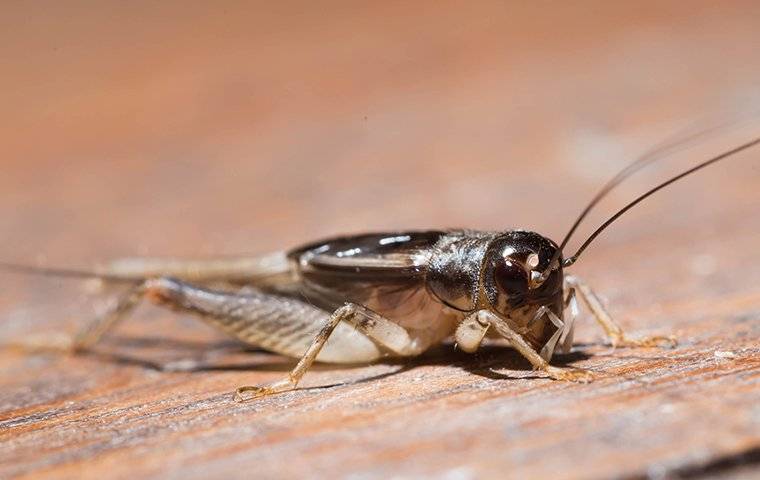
top-left (76, 334), bottom-right (597, 386)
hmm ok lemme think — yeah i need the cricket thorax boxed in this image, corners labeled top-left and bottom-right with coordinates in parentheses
top-left (426, 230), bottom-right (499, 311)
top-left (428, 230), bottom-right (566, 349)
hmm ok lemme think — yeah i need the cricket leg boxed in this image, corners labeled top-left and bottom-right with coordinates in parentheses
top-left (11, 253), bottom-right (294, 352)
top-left (454, 314), bottom-right (490, 353)
top-left (132, 278), bottom-right (422, 400)
top-left (70, 282), bottom-right (146, 352)
top-left (17, 276), bottom-right (419, 399)
top-left (520, 305), bottom-right (572, 361)
top-left (479, 310), bottom-right (594, 382)
top-left (234, 303), bottom-right (424, 401)
top-left (6, 281), bottom-right (146, 354)
top-left (565, 275), bottom-right (676, 348)
top-left (558, 286), bottom-right (578, 354)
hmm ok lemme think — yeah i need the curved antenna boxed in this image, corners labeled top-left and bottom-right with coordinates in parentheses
top-left (562, 136), bottom-right (760, 268)
top-left (541, 115), bottom-right (757, 279)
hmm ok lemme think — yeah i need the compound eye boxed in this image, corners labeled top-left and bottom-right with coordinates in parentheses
top-left (494, 259), bottom-right (529, 297)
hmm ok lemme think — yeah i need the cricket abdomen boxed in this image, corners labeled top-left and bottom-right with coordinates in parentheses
top-left (145, 277), bottom-right (384, 363)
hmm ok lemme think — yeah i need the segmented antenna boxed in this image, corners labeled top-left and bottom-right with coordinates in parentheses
top-left (560, 136), bottom-right (760, 267)
top-left (537, 112), bottom-right (760, 282)
top-left (544, 119), bottom-right (748, 277)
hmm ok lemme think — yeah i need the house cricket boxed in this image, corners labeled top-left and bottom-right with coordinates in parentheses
top-left (2, 135), bottom-right (758, 402)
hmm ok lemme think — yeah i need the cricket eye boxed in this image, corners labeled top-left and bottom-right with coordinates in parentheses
top-left (494, 259), bottom-right (529, 297)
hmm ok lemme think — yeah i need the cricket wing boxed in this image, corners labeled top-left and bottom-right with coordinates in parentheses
top-left (287, 231), bottom-right (445, 316)
top-left (97, 252), bottom-right (294, 288)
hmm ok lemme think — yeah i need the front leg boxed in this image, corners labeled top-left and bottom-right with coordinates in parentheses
top-left (474, 310), bottom-right (594, 383)
top-left (565, 275), bottom-right (676, 348)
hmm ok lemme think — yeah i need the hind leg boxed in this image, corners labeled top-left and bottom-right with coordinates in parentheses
top-left (11, 253), bottom-right (293, 353)
top-left (7, 281), bottom-right (145, 354)
top-left (565, 275), bottom-right (676, 348)
top-left (106, 278), bottom-right (423, 399)
top-left (233, 302), bottom-right (423, 401)
top-left (71, 282), bottom-right (146, 351)
top-left (141, 278), bottom-right (423, 399)
top-left (17, 276), bottom-right (423, 398)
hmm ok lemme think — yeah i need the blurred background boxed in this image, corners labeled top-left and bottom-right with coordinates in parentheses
top-left (3, 0), bottom-right (760, 340)
top-left (2, 0), bottom-right (759, 257)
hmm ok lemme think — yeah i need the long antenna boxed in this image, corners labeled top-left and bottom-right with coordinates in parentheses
top-left (562, 136), bottom-right (760, 267)
top-left (541, 116), bottom-right (757, 279)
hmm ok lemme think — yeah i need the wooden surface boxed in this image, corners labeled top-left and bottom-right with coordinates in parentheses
top-left (1, 2), bottom-right (760, 479)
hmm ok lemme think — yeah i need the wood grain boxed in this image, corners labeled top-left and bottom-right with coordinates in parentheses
top-left (1, 2), bottom-right (760, 479)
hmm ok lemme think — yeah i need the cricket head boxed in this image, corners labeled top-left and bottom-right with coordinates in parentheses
top-left (482, 230), bottom-right (566, 351)
top-left (483, 230), bottom-right (564, 321)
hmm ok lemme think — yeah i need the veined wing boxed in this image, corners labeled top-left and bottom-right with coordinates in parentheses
top-left (286, 231), bottom-right (445, 313)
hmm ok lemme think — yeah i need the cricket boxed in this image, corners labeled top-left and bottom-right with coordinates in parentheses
top-left (2, 134), bottom-right (758, 402)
